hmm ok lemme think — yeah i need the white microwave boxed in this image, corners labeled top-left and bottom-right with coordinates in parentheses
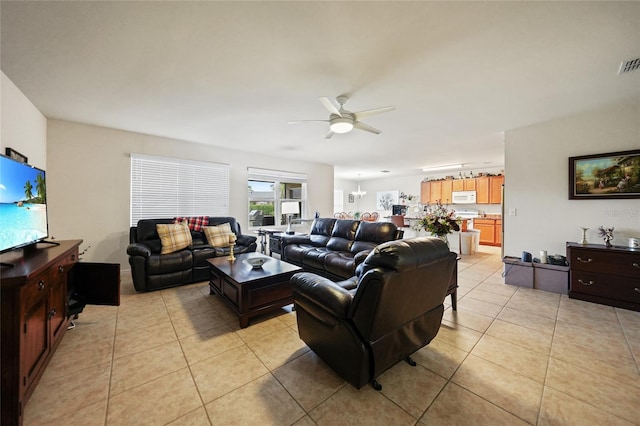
top-left (451, 191), bottom-right (477, 204)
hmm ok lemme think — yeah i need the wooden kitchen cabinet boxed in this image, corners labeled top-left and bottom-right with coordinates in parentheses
top-left (420, 181), bottom-right (430, 204)
top-left (441, 180), bottom-right (453, 204)
top-left (476, 177), bottom-right (490, 204)
top-left (421, 180), bottom-right (454, 204)
top-left (490, 176), bottom-right (504, 204)
top-left (452, 179), bottom-right (464, 192)
top-left (463, 178), bottom-right (476, 191)
top-left (474, 218), bottom-right (501, 246)
top-left (495, 219), bottom-right (502, 245)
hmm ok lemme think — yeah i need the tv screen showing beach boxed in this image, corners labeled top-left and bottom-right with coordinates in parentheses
top-left (0, 155), bottom-right (48, 252)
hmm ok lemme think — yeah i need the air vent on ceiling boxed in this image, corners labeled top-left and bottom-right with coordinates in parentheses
top-left (618, 57), bottom-right (640, 75)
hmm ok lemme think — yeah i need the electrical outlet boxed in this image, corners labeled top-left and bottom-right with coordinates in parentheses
top-left (508, 208), bottom-right (517, 216)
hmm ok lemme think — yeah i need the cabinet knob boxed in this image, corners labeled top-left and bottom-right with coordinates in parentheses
top-left (58, 265), bottom-right (64, 273)
top-left (578, 279), bottom-right (594, 286)
top-left (38, 280), bottom-right (45, 291)
top-left (71, 254), bottom-right (76, 261)
top-left (577, 257), bottom-right (593, 263)
top-left (48, 308), bottom-right (57, 319)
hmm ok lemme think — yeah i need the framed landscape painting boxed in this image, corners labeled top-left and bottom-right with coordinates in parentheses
top-left (569, 149), bottom-right (640, 199)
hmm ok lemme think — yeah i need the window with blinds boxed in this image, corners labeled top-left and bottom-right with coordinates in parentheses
top-left (130, 154), bottom-right (230, 226)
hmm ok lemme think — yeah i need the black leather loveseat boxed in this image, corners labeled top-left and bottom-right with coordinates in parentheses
top-left (127, 217), bottom-right (257, 292)
top-left (280, 218), bottom-right (403, 281)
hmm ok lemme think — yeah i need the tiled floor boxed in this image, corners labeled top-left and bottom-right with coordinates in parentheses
top-left (24, 246), bottom-right (640, 425)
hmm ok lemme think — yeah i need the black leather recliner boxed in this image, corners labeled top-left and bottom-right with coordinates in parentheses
top-left (290, 237), bottom-right (457, 390)
top-left (127, 217), bottom-right (257, 292)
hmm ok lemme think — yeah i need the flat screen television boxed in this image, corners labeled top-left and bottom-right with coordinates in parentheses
top-left (0, 154), bottom-right (49, 253)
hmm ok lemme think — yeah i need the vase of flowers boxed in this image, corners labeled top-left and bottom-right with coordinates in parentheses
top-left (598, 226), bottom-right (614, 247)
top-left (414, 201), bottom-right (461, 246)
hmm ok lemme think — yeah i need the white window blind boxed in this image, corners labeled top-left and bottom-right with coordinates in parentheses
top-left (247, 168), bottom-right (307, 184)
top-left (130, 154), bottom-right (230, 225)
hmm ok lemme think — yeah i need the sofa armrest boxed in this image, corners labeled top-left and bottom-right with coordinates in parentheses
top-left (281, 234), bottom-right (311, 246)
top-left (127, 243), bottom-right (151, 258)
top-left (291, 272), bottom-right (353, 323)
top-left (353, 250), bottom-right (371, 265)
top-left (236, 234), bottom-right (257, 246)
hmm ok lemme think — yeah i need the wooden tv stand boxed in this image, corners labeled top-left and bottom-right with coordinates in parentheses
top-left (1, 240), bottom-right (120, 426)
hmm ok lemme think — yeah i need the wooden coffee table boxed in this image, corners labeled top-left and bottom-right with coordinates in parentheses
top-left (207, 253), bottom-right (302, 328)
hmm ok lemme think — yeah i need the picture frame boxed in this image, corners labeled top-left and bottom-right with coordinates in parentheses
top-left (376, 190), bottom-right (399, 210)
top-left (569, 149), bottom-right (640, 199)
top-left (348, 193), bottom-right (355, 203)
top-left (5, 147), bottom-right (28, 164)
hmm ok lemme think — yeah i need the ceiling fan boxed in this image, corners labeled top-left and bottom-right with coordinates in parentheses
top-left (289, 95), bottom-right (395, 139)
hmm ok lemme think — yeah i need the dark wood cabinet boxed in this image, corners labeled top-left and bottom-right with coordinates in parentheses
top-left (567, 243), bottom-right (640, 311)
top-left (1, 240), bottom-right (121, 425)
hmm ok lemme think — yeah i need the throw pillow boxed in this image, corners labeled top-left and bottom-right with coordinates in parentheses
top-left (157, 222), bottom-right (193, 254)
top-left (173, 216), bottom-right (210, 231)
top-left (203, 223), bottom-right (236, 247)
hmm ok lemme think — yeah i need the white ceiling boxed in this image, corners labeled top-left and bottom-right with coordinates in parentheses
top-left (2, 1), bottom-right (638, 180)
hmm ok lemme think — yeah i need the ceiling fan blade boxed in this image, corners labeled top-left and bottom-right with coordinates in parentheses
top-left (319, 97), bottom-right (342, 117)
top-left (288, 120), bottom-right (329, 124)
top-left (354, 121), bottom-right (381, 134)
top-left (325, 130), bottom-right (335, 139)
top-left (354, 106), bottom-right (395, 120)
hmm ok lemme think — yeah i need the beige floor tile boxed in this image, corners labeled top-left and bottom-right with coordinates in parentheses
top-left (506, 293), bottom-right (559, 320)
top-left (204, 374), bottom-right (305, 425)
top-left (497, 306), bottom-right (556, 335)
top-left (443, 307), bottom-right (495, 333)
top-left (166, 407), bottom-right (212, 426)
top-left (486, 319), bottom-right (553, 355)
top-left (475, 281), bottom-right (518, 297)
top-left (309, 384), bottom-right (415, 425)
top-left (539, 386), bottom-right (635, 426)
top-left (170, 307), bottom-right (227, 339)
top-left (456, 296), bottom-right (504, 317)
top-left (466, 287), bottom-right (511, 306)
top-left (179, 322), bottom-right (244, 365)
top-left (273, 350), bottom-right (345, 411)
top-left (191, 345), bottom-right (269, 403)
top-left (161, 284), bottom-right (209, 306)
top-left (378, 362), bottom-right (448, 418)
top-left (165, 296), bottom-right (220, 320)
top-left (472, 334), bottom-right (548, 383)
top-left (558, 298), bottom-right (622, 335)
top-left (234, 315), bottom-right (288, 344)
top-left (246, 326), bottom-right (309, 370)
top-left (420, 382), bottom-right (530, 425)
top-left (116, 303), bottom-right (171, 334)
top-left (107, 368), bottom-right (202, 426)
top-left (113, 320), bottom-right (177, 358)
top-left (451, 354), bottom-right (543, 424)
top-left (110, 340), bottom-right (187, 395)
top-left (293, 415), bottom-right (318, 426)
top-left (553, 321), bottom-right (633, 363)
top-left (545, 358), bottom-right (640, 424)
top-left (437, 321), bottom-right (483, 352)
top-left (25, 398), bottom-right (109, 426)
top-left (412, 338), bottom-right (468, 379)
top-left (43, 335), bottom-right (114, 379)
top-left (24, 362), bottom-right (111, 425)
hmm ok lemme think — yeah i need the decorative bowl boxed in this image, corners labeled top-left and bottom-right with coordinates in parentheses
top-left (243, 257), bottom-right (271, 269)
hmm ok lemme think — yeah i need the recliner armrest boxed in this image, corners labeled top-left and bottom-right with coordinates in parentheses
top-left (353, 250), bottom-right (371, 265)
top-left (127, 243), bottom-right (151, 258)
top-left (291, 272), bottom-right (353, 322)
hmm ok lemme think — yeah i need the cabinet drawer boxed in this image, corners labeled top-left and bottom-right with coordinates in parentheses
top-left (571, 270), bottom-right (640, 303)
top-left (570, 249), bottom-right (640, 278)
top-left (50, 247), bottom-right (79, 282)
top-left (21, 270), bottom-right (51, 309)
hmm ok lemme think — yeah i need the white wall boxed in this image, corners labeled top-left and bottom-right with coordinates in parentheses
top-left (504, 99), bottom-right (640, 258)
top-left (0, 71), bottom-right (47, 168)
top-left (47, 119), bottom-right (334, 268)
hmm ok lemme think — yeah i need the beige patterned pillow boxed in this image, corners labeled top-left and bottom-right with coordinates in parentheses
top-left (156, 222), bottom-right (193, 254)
top-left (203, 223), bottom-right (236, 247)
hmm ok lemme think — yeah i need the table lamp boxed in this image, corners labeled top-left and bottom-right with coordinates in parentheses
top-left (282, 202), bottom-right (300, 235)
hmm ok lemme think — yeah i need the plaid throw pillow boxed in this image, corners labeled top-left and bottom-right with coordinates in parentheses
top-left (173, 216), bottom-right (210, 231)
top-left (157, 222), bottom-right (193, 254)
top-left (203, 223), bottom-right (236, 247)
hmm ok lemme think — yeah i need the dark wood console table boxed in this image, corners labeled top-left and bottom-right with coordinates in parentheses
top-left (1, 240), bottom-right (121, 425)
top-left (567, 242), bottom-right (640, 311)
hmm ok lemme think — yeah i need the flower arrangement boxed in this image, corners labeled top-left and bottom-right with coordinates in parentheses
top-left (598, 226), bottom-right (614, 247)
top-left (399, 192), bottom-right (416, 202)
top-left (415, 201), bottom-right (461, 237)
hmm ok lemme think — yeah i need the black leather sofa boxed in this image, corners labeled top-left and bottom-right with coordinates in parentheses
top-left (291, 237), bottom-right (457, 390)
top-left (127, 217), bottom-right (257, 292)
top-left (280, 218), bottom-right (403, 281)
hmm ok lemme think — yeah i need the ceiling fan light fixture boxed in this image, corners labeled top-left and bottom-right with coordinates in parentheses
top-left (329, 118), bottom-right (354, 134)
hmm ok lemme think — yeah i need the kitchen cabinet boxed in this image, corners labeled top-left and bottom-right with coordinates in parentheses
top-left (441, 180), bottom-right (453, 204)
top-left (476, 177), bottom-right (490, 204)
top-left (420, 181), bottom-right (430, 204)
top-left (490, 176), bottom-right (504, 204)
top-left (474, 218), bottom-right (501, 246)
top-left (567, 243), bottom-right (639, 311)
top-left (421, 180), bottom-right (453, 205)
top-left (452, 179), bottom-right (464, 192)
top-left (463, 178), bottom-right (476, 191)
